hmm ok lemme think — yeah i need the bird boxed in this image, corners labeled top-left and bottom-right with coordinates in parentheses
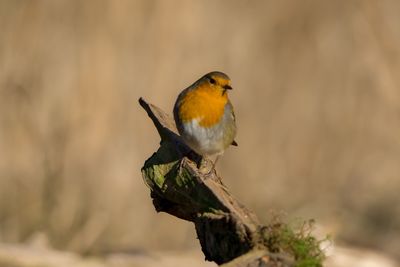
top-left (173, 71), bottom-right (237, 171)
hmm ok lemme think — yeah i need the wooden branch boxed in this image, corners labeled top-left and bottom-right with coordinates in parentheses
top-left (139, 98), bottom-right (295, 266)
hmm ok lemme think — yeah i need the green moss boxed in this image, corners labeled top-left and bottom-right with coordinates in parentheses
top-left (142, 159), bottom-right (177, 191)
top-left (141, 140), bottom-right (182, 191)
top-left (174, 167), bottom-right (196, 188)
top-left (262, 218), bottom-right (328, 267)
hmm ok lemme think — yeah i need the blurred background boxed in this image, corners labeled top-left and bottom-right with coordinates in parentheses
top-left (0, 0), bottom-right (399, 266)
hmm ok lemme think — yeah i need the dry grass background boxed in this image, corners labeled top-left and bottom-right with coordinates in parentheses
top-left (0, 0), bottom-right (400, 263)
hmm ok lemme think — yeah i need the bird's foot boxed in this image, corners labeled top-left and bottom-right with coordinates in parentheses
top-left (198, 157), bottom-right (218, 179)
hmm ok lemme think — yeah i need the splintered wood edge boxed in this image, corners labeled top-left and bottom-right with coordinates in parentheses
top-left (139, 97), bottom-right (178, 137)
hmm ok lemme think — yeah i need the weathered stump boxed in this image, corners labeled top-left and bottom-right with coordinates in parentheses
top-left (139, 97), bottom-right (296, 266)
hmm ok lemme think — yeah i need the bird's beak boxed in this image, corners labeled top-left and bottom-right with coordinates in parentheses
top-left (223, 84), bottom-right (233, 90)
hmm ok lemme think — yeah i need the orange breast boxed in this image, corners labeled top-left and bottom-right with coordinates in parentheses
top-left (178, 85), bottom-right (228, 128)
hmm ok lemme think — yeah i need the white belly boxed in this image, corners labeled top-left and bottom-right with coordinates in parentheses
top-left (180, 119), bottom-right (225, 156)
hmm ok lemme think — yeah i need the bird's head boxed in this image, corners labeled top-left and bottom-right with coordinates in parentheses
top-left (198, 71), bottom-right (233, 96)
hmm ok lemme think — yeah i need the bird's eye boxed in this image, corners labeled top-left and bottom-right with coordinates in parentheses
top-left (209, 78), bottom-right (216, 84)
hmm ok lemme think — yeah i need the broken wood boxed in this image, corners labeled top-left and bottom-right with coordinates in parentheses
top-left (139, 97), bottom-right (295, 266)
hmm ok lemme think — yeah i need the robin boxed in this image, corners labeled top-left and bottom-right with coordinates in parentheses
top-left (174, 71), bottom-right (237, 171)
